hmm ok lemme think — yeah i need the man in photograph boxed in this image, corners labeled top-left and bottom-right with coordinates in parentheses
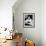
top-left (25, 15), bottom-right (33, 26)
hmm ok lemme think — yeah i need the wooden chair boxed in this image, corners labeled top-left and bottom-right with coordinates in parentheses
top-left (15, 33), bottom-right (23, 46)
top-left (25, 40), bottom-right (35, 46)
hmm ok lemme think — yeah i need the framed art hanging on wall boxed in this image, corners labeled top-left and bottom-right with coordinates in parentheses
top-left (23, 13), bottom-right (35, 28)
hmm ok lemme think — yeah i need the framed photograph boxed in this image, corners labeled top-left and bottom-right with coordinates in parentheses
top-left (23, 13), bottom-right (35, 28)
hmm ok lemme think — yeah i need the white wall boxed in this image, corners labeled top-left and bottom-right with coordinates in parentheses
top-left (0, 0), bottom-right (16, 29)
top-left (13, 0), bottom-right (41, 46)
top-left (41, 0), bottom-right (46, 46)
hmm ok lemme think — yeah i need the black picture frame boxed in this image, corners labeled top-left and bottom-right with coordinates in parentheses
top-left (23, 13), bottom-right (35, 28)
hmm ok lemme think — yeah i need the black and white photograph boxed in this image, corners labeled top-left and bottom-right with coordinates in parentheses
top-left (23, 13), bottom-right (35, 28)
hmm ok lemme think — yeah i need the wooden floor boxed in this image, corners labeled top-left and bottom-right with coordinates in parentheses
top-left (0, 39), bottom-right (16, 46)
